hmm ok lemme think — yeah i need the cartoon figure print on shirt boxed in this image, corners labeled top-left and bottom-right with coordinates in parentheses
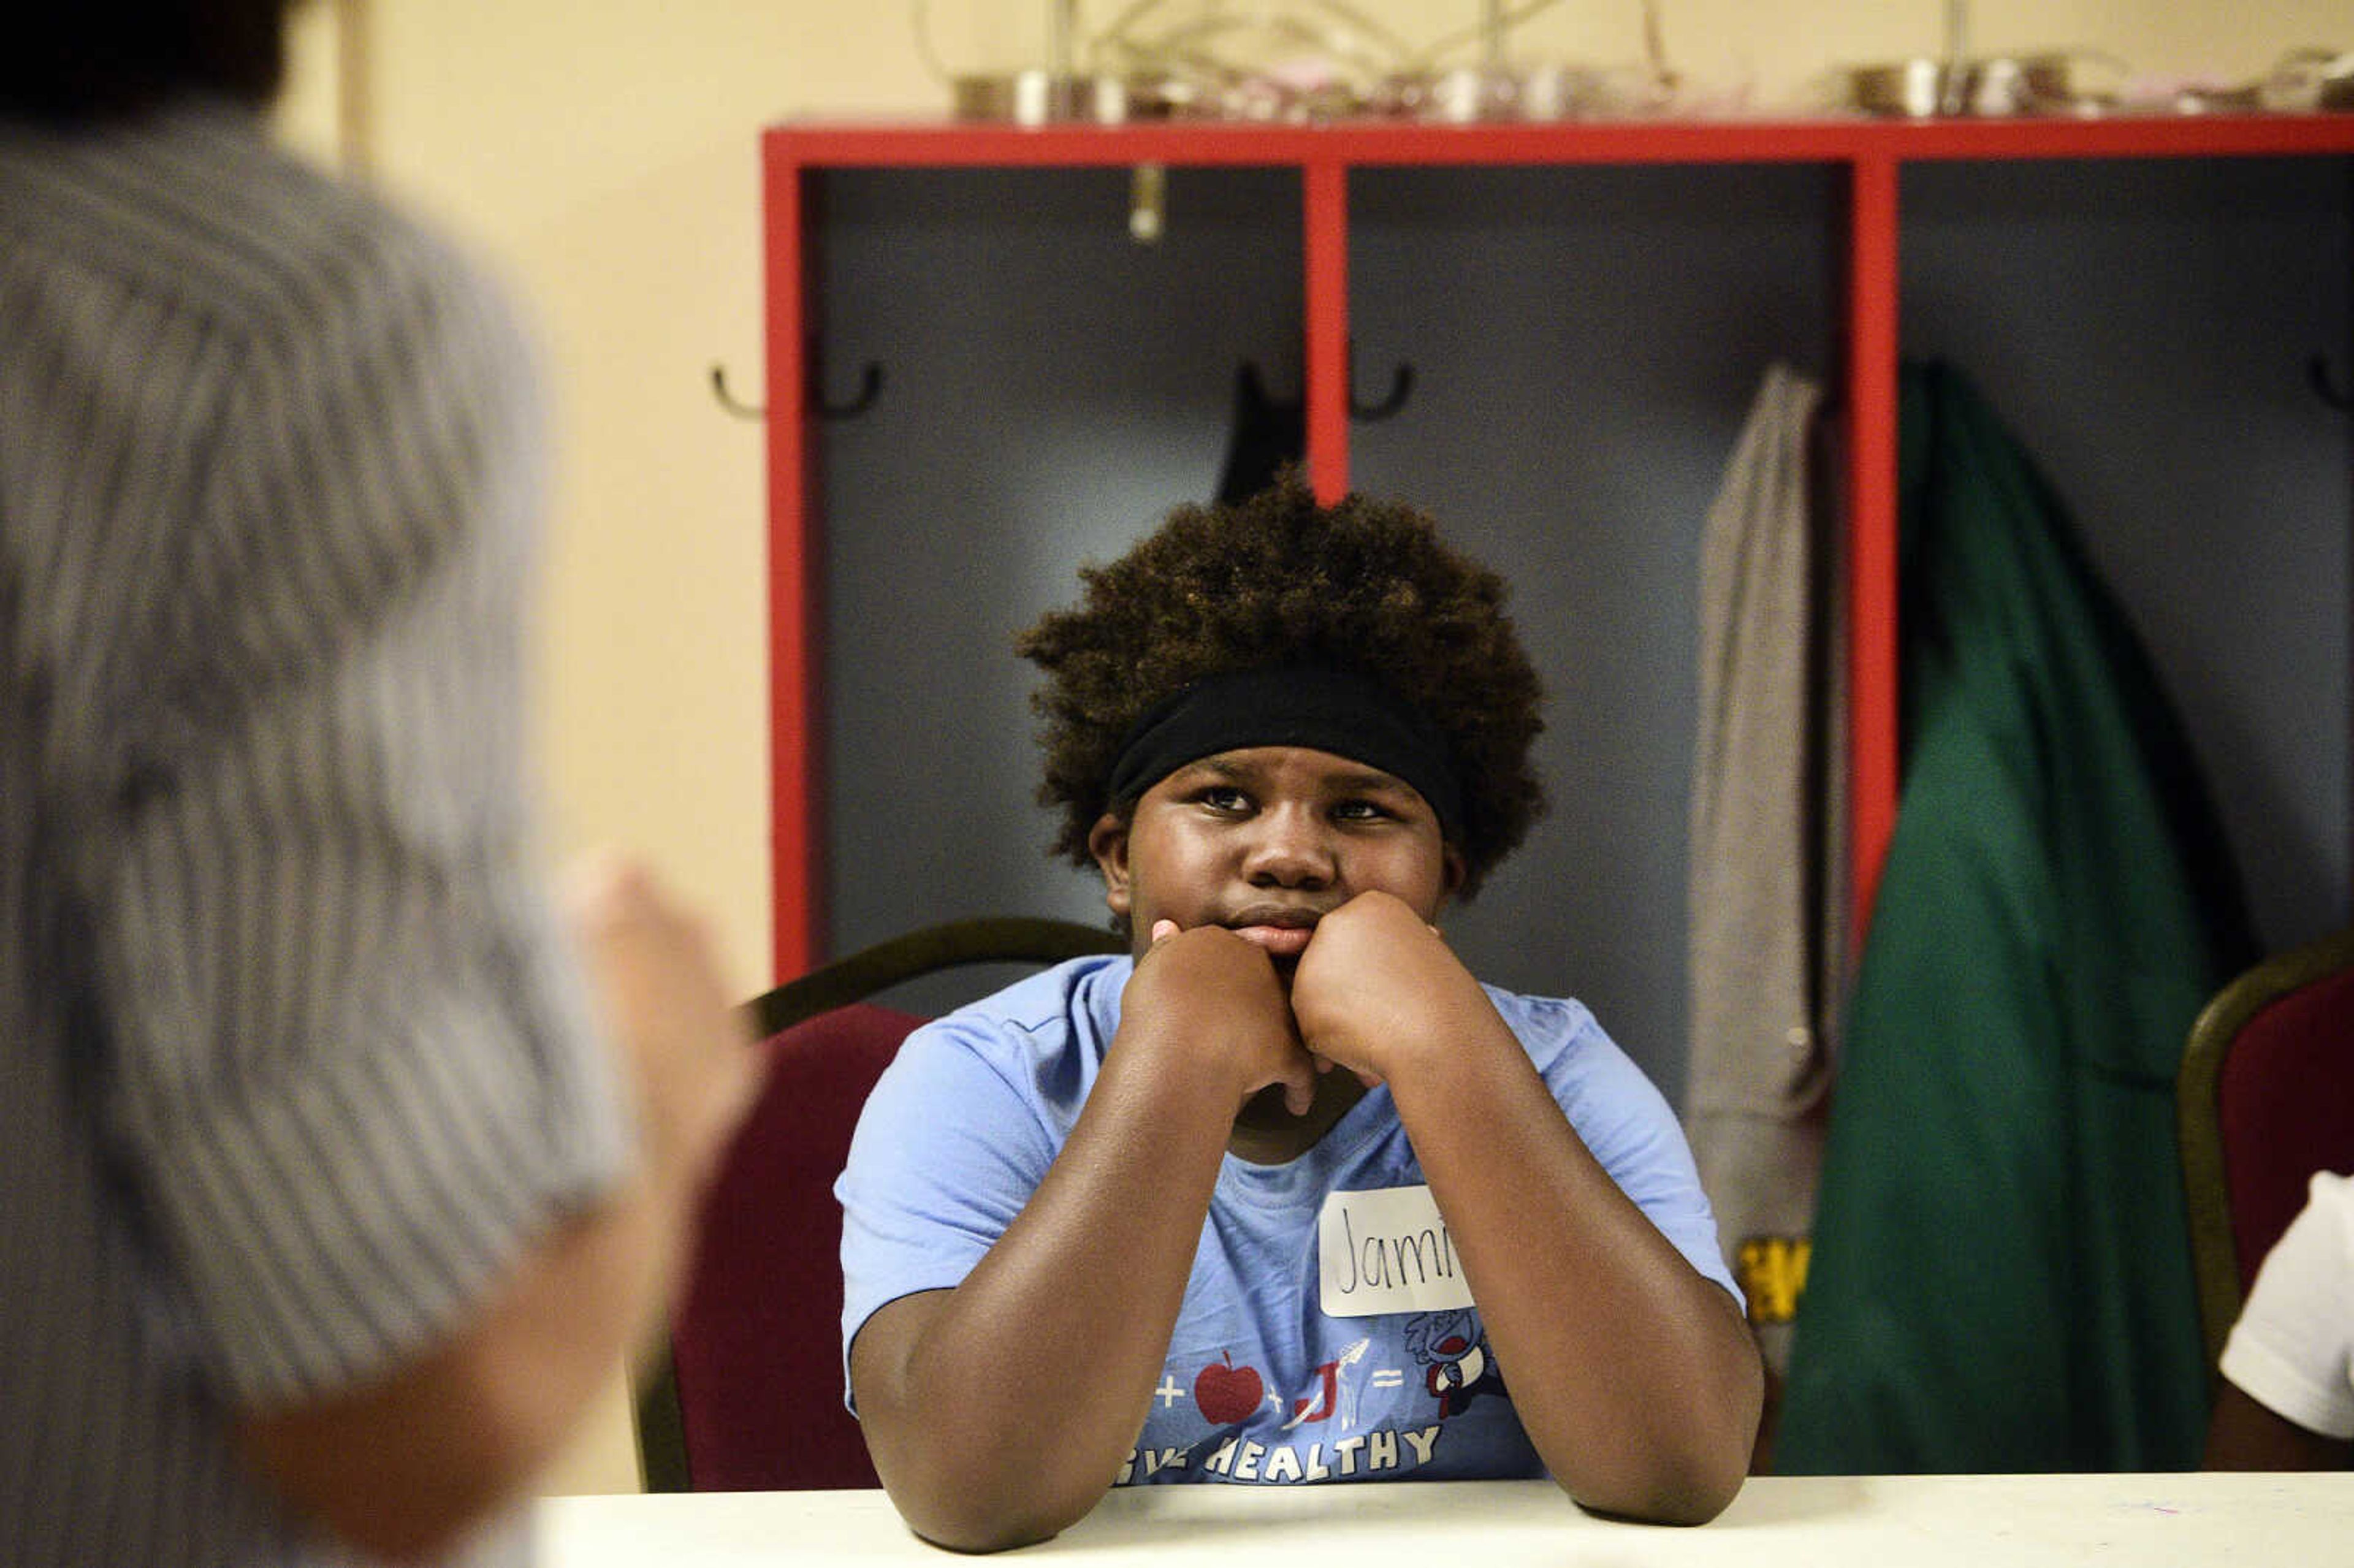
top-left (1406, 1309), bottom-right (1507, 1418)
top-left (1118, 1311), bottom-right (1507, 1485)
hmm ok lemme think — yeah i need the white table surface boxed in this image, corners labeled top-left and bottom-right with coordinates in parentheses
top-left (537, 1472), bottom-right (2354, 1566)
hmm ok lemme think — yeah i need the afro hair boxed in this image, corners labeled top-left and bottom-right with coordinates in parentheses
top-left (1015, 474), bottom-right (1546, 897)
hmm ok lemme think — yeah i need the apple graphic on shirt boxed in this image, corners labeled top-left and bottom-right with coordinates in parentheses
top-left (1193, 1352), bottom-right (1263, 1425)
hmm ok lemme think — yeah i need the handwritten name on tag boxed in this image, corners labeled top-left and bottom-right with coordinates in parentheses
top-left (1317, 1186), bottom-right (1476, 1318)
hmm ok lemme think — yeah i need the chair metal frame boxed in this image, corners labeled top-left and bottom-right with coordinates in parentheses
top-left (2176, 923), bottom-right (2354, 1369)
top-left (634, 916), bottom-right (1124, 1492)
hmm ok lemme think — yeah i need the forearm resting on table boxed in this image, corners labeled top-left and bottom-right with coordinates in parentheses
top-left (853, 1285), bottom-right (1157, 1553)
top-left (1438, 1170), bottom-right (1758, 1520)
top-left (1531, 1269), bottom-right (1759, 1524)
top-left (1392, 1042), bottom-right (1761, 1524)
top-left (240, 1162), bottom-right (694, 1563)
top-left (854, 1211), bottom-right (1206, 1548)
top-left (855, 1050), bottom-right (1239, 1551)
top-left (1284, 899), bottom-right (1758, 1520)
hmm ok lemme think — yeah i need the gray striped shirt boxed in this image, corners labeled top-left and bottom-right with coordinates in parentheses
top-left (2, 100), bottom-right (628, 1566)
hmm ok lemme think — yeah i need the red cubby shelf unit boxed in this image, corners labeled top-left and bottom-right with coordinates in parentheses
top-left (761, 113), bottom-right (2354, 981)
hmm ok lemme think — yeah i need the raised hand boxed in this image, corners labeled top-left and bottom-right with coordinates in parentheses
top-left (565, 852), bottom-right (761, 1193)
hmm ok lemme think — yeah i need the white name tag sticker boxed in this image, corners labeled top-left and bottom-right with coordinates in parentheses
top-left (1317, 1185), bottom-right (1476, 1319)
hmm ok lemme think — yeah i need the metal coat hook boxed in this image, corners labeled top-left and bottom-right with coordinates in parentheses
top-left (2311, 353), bottom-right (2353, 413)
top-left (1243, 344), bottom-right (1416, 422)
top-left (1350, 360), bottom-right (1415, 421)
top-left (813, 355), bottom-right (886, 420)
top-left (707, 346), bottom-right (888, 421)
top-left (710, 363), bottom-right (763, 419)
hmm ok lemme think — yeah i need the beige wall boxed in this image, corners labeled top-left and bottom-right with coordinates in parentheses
top-left (276, 0), bottom-right (2347, 1499)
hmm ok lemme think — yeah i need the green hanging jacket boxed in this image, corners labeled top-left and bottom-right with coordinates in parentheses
top-left (1775, 363), bottom-right (2255, 1474)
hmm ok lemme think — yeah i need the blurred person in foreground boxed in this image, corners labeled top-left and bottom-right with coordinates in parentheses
top-left (1, 4), bottom-right (761, 1562)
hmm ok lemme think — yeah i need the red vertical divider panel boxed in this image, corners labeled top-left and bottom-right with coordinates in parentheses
top-left (1304, 156), bottom-right (1352, 503)
top-left (764, 140), bottom-right (820, 983)
top-left (1844, 150), bottom-right (1902, 946)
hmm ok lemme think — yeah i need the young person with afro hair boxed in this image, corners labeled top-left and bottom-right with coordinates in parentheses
top-left (838, 478), bottom-right (1761, 1550)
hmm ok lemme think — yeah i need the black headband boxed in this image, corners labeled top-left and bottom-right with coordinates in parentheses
top-left (1103, 666), bottom-right (1465, 842)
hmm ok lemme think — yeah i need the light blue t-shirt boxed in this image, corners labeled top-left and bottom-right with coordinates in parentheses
top-left (837, 954), bottom-right (1739, 1486)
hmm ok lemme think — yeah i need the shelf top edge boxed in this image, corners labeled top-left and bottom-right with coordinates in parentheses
top-left (761, 112), bottom-right (2354, 167)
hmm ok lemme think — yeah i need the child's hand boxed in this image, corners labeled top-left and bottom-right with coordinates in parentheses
top-left (1122, 919), bottom-right (1319, 1117)
top-left (1289, 891), bottom-right (1487, 1087)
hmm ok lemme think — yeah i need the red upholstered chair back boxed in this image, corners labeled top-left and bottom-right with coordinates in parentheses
top-left (668, 1002), bottom-right (919, 1491)
top-left (2178, 925), bottom-right (2354, 1367)
top-left (634, 917), bottom-right (1124, 1491)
